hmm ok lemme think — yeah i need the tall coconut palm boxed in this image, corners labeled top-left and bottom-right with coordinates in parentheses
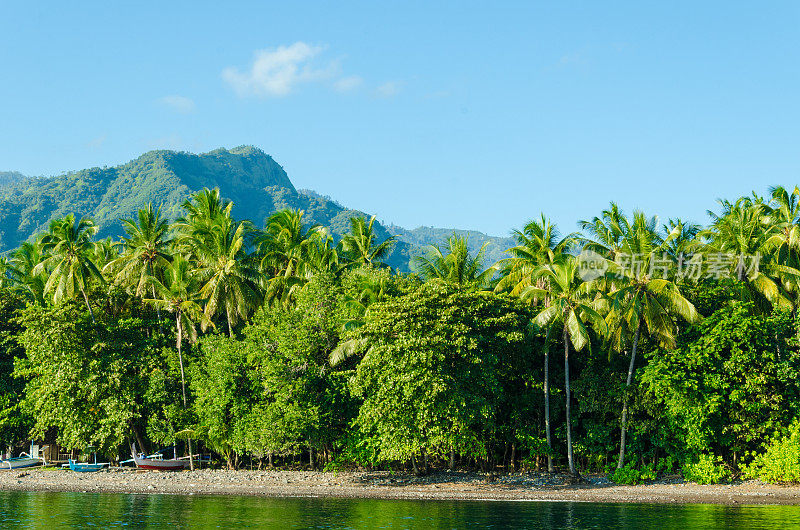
top-left (581, 205), bottom-right (701, 468)
top-left (524, 256), bottom-right (606, 476)
top-left (495, 214), bottom-right (576, 472)
top-left (341, 216), bottom-right (397, 268)
top-left (601, 215), bottom-right (700, 469)
top-left (190, 218), bottom-right (262, 336)
top-left (146, 255), bottom-right (212, 408)
top-left (34, 215), bottom-right (102, 320)
top-left (106, 204), bottom-right (172, 300)
top-left (413, 235), bottom-right (496, 289)
top-left (145, 255), bottom-right (212, 470)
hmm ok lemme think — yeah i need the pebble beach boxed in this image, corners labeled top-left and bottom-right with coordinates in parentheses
top-left (0, 468), bottom-right (798, 505)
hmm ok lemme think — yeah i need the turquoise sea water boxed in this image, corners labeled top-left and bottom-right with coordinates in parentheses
top-left (1, 491), bottom-right (799, 529)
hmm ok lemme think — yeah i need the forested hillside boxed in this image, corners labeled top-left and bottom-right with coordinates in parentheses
top-left (0, 147), bottom-right (517, 269)
top-left (387, 224), bottom-right (515, 264)
top-left (0, 171), bottom-right (28, 189)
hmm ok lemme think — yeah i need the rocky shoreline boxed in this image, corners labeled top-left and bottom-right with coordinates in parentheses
top-left (0, 468), bottom-right (798, 505)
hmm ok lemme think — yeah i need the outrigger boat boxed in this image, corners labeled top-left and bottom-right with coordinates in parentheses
top-left (68, 459), bottom-right (107, 472)
top-left (130, 443), bottom-right (190, 471)
top-left (0, 456), bottom-right (43, 470)
top-left (0, 444), bottom-right (46, 470)
top-left (67, 446), bottom-right (108, 472)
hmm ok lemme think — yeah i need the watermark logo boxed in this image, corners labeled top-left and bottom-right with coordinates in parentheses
top-left (577, 249), bottom-right (608, 281)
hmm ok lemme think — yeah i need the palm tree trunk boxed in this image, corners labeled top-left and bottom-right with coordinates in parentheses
top-left (563, 325), bottom-right (577, 476)
top-left (176, 314), bottom-right (187, 408)
top-left (151, 284), bottom-right (162, 322)
top-left (188, 438), bottom-right (194, 471)
top-left (175, 314), bottom-right (194, 471)
top-left (543, 326), bottom-right (554, 473)
top-left (81, 288), bottom-right (95, 322)
top-left (227, 310), bottom-right (234, 338)
top-left (617, 320), bottom-right (642, 469)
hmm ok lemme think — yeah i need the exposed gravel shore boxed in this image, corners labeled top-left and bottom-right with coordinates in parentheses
top-left (0, 468), bottom-right (798, 505)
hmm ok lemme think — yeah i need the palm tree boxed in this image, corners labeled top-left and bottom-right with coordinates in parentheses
top-left (105, 204), bottom-right (172, 300)
top-left (578, 202), bottom-right (630, 260)
top-left (35, 215), bottom-right (102, 320)
top-left (91, 238), bottom-right (121, 271)
top-left (190, 218), bottom-right (262, 336)
top-left (306, 229), bottom-right (341, 275)
top-left (661, 218), bottom-right (701, 262)
top-left (0, 257), bottom-right (10, 290)
top-left (146, 256), bottom-right (212, 471)
top-left (524, 256), bottom-right (606, 476)
top-left (256, 209), bottom-right (323, 307)
top-left (703, 196), bottom-right (789, 310)
top-left (176, 188), bottom-right (233, 235)
top-left (600, 215), bottom-right (700, 469)
top-left (257, 209), bottom-right (321, 277)
top-left (580, 205), bottom-right (701, 468)
top-left (760, 187), bottom-right (800, 310)
top-left (766, 186), bottom-right (800, 255)
top-left (9, 239), bottom-right (48, 305)
top-left (329, 266), bottom-right (391, 367)
top-left (341, 216), bottom-right (397, 268)
top-left (495, 214), bottom-right (576, 472)
top-left (413, 235), bottom-right (496, 289)
top-left (146, 255), bottom-right (212, 408)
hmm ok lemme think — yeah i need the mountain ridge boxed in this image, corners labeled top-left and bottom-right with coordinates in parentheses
top-left (0, 147), bottom-right (513, 269)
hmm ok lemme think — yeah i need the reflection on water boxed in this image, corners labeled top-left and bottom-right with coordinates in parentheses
top-left (0, 491), bottom-right (798, 529)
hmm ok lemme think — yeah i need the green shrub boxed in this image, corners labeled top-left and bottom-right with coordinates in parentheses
top-left (610, 462), bottom-right (657, 485)
top-left (742, 422), bottom-right (800, 483)
top-left (682, 454), bottom-right (730, 484)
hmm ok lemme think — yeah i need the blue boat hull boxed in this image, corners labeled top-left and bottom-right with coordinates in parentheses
top-left (68, 459), bottom-right (105, 472)
top-left (0, 458), bottom-right (42, 470)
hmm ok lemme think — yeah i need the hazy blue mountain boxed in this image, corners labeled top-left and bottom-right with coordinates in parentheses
top-left (388, 225), bottom-right (515, 267)
top-left (0, 146), bottom-right (512, 270)
top-left (0, 171), bottom-right (29, 190)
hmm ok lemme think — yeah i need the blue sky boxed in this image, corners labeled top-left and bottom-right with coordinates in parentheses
top-left (1, 1), bottom-right (798, 236)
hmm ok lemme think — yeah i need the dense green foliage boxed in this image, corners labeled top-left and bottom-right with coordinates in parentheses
top-left (4, 183), bottom-right (800, 487)
top-left (351, 280), bottom-right (529, 469)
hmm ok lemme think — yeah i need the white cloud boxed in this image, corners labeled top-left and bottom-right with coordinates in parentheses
top-left (376, 81), bottom-right (402, 98)
top-left (223, 42), bottom-right (343, 97)
top-left (334, 75), bottom-right (363, 92)
top-left (159, 95), bottom-right (196, 114)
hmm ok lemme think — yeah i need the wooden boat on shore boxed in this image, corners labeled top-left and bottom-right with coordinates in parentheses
top-left (66, 446), bottom-right (108, 472)
top-left (68, 459), bottom-right (107, 472)
top-left (0, 456), bottom-right (43, 470)
top-left (130, 444), bottom-right (190, 471)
